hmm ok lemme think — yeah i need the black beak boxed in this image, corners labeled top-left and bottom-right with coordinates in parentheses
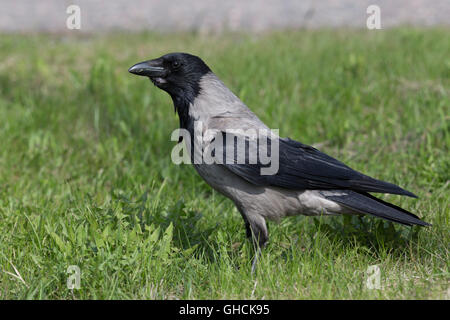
top-left (128, 59), bottom-right (166, 77)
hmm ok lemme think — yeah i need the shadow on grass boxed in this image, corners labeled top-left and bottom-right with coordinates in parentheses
top-left (316, 215), bottom-right (421, 252)
top-left (112, 190), bottom-right (220, 258)
top-left (274, 214), bottom-right (424, 265)
top-left (111, 190), bottom-right (424, 267)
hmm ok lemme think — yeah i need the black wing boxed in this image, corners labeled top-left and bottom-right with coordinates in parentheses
top-left (217, 133), bottom-right (417, 197)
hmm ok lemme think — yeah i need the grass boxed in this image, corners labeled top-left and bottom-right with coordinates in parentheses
top-left (0, 28), bottom-right (448, 299)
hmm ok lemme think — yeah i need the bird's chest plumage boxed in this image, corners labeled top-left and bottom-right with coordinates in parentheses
top-left (184, 101), bottom-right (248, 199)
top-left (187, 112), bottom-right (229, 192)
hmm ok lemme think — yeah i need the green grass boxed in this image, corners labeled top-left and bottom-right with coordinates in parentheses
top-left (0, 28), bottom-right (448, 299)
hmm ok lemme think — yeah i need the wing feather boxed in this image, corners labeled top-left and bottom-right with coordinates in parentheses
top-left (212, 132), bottom-right (417, 197)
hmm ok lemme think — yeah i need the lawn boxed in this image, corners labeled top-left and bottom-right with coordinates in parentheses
top-left (0, 28), bottom-right (448, 299)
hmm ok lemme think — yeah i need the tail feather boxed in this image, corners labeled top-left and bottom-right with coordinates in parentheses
top-left (321, 190), bottom-right (430, 226)
top-left (351, 176), bottom-right (418, 198)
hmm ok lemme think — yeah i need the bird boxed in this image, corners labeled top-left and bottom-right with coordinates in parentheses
top-left (129, 52), bottom-right (429, 270)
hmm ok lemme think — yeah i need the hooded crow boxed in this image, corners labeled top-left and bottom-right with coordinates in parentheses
top-left (129, 53), bottom-right (429, 269)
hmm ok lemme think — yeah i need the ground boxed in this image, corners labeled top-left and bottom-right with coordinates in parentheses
top-left (0, 28), bottom-right (448, 299)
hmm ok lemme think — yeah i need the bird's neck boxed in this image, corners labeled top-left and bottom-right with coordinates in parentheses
top-left (172, 72), bottom-right (241, 131)
top-left (171, 94), bottom-right (194, 131)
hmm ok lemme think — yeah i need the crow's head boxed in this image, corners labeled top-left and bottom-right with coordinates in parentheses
top-left (129, 52), bottom-right (211, 102)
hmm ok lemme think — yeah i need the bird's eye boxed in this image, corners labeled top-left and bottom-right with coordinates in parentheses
top-left (172, 61), bottom-right (181, 69)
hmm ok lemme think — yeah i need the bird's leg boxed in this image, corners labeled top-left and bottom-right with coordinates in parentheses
top-left (251, 246), bottom-right (262, 274)
top-left (237, 208), bottom-right (269, 273)
top-left (243, 219), bottom-right (261, 274)
top-left (245, 214), bottom-right (268, 274)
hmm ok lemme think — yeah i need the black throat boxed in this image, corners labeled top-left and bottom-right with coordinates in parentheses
top-left (169, 71), bottom-right (211, 132)
top-left (171, 94), bottom-right (193, 131)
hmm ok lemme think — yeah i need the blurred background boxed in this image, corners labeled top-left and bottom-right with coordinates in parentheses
top-left (0, 1), bottom-right (448, 299)
top-left (1, 0), bottom-right (449, 32)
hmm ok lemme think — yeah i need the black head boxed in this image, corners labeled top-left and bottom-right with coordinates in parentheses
top-left (128, 52), bottom-right (211, 103)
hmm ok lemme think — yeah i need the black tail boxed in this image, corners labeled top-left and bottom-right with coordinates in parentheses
top-left (351, 175), bottom-right (418, 198)
top-left (321, 190), bottom-right (430, 226)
